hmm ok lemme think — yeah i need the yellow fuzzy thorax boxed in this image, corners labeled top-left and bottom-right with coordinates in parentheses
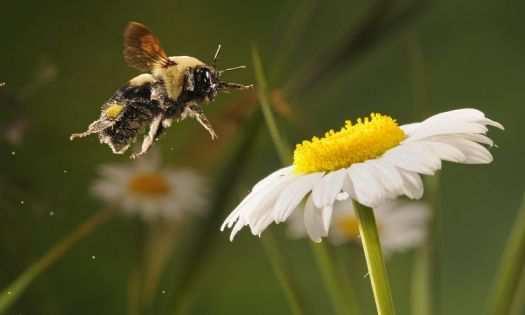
top-left (154, 56), bottom-right (205, 100)
top-left (293, 113), bottom-right (405, 173)
top-left (104, 103), bottom-right (124, 120)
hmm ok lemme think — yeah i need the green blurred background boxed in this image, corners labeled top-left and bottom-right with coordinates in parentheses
top-left (1, 0), bottom-right (524, 314)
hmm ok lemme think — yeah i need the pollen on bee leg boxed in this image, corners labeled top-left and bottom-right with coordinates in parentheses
top-left (104, 103), bottom-right (125, 120)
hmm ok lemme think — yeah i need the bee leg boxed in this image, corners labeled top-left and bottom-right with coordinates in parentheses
top-left (152, 118), bottom-right (172, 139)
top-left (130, 115), bottom-right (163, 159)
top-left (187, 103), bottom-right (217, 140)
top-left (108, 142), bottom-right (130, 155)
top-left (70, 119), bottom-right (114, 140)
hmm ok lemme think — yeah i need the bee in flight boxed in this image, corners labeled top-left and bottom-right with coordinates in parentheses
top-left (71, 21), bottom-right (251, 159)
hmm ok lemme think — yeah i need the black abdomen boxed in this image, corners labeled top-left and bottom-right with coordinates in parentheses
top-left (99, 82), bottom-right (162, 149)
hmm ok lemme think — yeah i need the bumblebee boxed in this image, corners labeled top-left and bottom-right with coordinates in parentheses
top-left (70, 22), bottom-right (251, 158)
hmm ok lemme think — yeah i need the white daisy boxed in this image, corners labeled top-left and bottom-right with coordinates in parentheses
top-left (288, 198), bottom-right (430, 255)
top-left (221, 108), bottom-right (503, 242)
top-left (92, 151), bottom-right (207, 221)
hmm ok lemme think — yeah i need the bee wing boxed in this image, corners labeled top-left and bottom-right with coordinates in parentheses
top-left (123, 22), bottom-right (174, 72)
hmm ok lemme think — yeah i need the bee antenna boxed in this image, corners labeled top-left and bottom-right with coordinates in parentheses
top-left (213, 44), bottom-right (222, 67)
top-left (218, 65), bottom-right (246, 75)
top-left (218, 81), bottom-right (253, 90)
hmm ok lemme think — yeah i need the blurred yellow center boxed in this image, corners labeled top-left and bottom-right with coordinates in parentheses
top-left (335, 216), bottom-right (360, 240)
top-left (293, 114), bottom-right (405, 173)
top-left (128, 173), bottom-right (170, 197)
top-left (105, 103), bottom-right (124, 119)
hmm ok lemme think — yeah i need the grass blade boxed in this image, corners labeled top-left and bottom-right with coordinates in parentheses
top-left (488, 193), bottom-right (525, 315)
top-left (252, 46), bottom-right (358, 315)
top-left (0, 209), bottom-right (113, 314)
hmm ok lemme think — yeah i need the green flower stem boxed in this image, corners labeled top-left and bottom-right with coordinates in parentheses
top-left (353, 201), bottom-right (396, 315)
top-left (252, 46), bottom-right (357, 315)
top-left (0, 208), bottom-right (113, 315)
top-left (262, 233), bottom-right (304, 315)
top-left (488, 193), bottom-right (525, 315)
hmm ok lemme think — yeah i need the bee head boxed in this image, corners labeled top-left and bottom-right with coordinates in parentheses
top-left (192, 66), bottom-right (220, 101)
top-left (184, 45), bottom-right (253, 103)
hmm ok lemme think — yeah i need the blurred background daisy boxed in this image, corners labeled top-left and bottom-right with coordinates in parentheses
top-left (91, 150), bottom-right (207, 221)
top-left (288, 199), bottom-right (431, 256)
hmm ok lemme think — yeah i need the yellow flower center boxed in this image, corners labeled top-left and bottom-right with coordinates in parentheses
top-left (335, 216), bottom-right (360, 240)
top-left (104, 103), bottom-right (124, 120)
top-left (128, 172), bottom-right (171, 197)
top-left (293, 114), bottom-right (405, 173)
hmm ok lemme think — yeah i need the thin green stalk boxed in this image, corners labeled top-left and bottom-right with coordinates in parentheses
top-left (353, 201), bottom-right (396, 315)
top-left (170, 111), bottom-right (263, 315)
top-left (252, 46), bottom-right (292, 163)
top-left (311, 243), bottom-right (358, 315)
top-left (411, 246), bottom-right (431, 315)
top-left (0, 208), bottom-right (113, 314)
top-left (509, 269), bottom-right (525, 315)
top-left (270, 0), bottom-right (318, 81)
top-left (127, 218), bottom-right (148, 315)
top-left (406, 32), bottom-right (438, 315)
top-left (334, 246), bottom-right (362, 315)
top-left (262, 233), bottom-right (304, 315)
top-left (411, 176), bottom-right (440, 315)
top-left (488, 194), bottom-right (525, 315)
top-left (252, 45), bottom-right (304, 315)
top-left (252, 46), bottom-right (357, 315)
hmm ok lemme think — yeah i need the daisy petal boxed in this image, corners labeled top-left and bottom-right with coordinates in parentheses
top-left (304, 195), bottom-right (325, 242)
top-left (252, 166), bottom-right (294, 192)
top-left (348, 163), bottom-right (388, 207)
top-left (433, 137), bottom-right (493, 164)
top-left (272, 172), bottom-right (323, 222)
top-left (383, 142), bottom-right (442, 175)
top-left (312, 169), bottom-right (347, 209)
top-left (322, 206), bottom-right (334, 233)
top-left (398, 171), bottom-right (424, 199)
